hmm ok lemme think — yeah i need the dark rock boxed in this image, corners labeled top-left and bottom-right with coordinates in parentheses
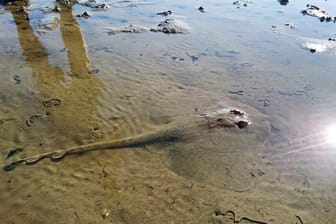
top-left (198, 6), bottom-right (205, 13)
top-left (258, 99), bottom-right (270, 107)
top-left (233, 0), bottom-right (250, 7)
top-left (278, 0), bottom-right (289, 6)
top-left (105, 24), bottom-right (149, 35)
top-left (150, 19), bottom-right (190, 34)
top-left (157, 10), bottom-right (172, 16)
top-left (76, 11), bottom-right (90, 18)
top-left (95, 3), bottom-right (109, 9)
top-left (52, 5), bottom-right (61, 12)
top-left (302, 4), bottom-right (335, 23)
top-left (284, 23), bottom-right (296, 29)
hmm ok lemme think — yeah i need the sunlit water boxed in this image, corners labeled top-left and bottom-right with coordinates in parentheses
top-left (1, 0), bottom-right (336, 223)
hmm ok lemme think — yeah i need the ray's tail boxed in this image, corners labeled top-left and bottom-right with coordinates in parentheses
top-left (3, 127), bottom-right (184, 171)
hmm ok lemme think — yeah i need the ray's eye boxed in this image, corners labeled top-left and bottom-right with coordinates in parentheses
top-left (216, 118), bottom-right (223, 122)
top-left (236, 121), bottom-right (248, 129)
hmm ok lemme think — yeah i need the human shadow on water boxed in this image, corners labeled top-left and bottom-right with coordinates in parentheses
top-left (0, 0), bottom-right (124, 172)
top-left (5, 0), bottom-right (105, 139)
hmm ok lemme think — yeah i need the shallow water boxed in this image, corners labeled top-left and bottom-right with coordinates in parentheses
top-left (1, 0), bottom-right (336, 223)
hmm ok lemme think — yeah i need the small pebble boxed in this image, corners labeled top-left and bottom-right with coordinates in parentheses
top-left (228, 90), bottom-right (244, 96)
top-left (198, 6), bottom-right (205, 13)
top-left (77, 11), bottom-right (90, 18)
top-left (157, 10), bottom-right (172, 16)
top-left (52, 5), bottom-right (61, 12)
top-left (258, 99), bottom-right (270, 107)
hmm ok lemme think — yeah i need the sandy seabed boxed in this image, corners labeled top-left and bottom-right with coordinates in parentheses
top-left (1, 0), bottom-right (336, 223)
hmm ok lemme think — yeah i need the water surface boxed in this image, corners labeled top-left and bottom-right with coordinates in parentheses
top-left (1, 0), bottom-right (336, 223)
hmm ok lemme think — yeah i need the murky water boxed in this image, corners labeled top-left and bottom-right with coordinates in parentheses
top-left (1, 0), bottom-right (336, 223)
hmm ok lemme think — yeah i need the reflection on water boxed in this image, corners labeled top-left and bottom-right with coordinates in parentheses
top-left (5, 0), bottom-right (110, 145)
top-left (325, 124), bottom-right (336, 146)
top-left (1, 0), bottom-right (336, 223)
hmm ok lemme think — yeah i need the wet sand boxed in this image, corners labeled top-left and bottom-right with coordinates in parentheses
top-left (1, 0), bottom-right (336, 223)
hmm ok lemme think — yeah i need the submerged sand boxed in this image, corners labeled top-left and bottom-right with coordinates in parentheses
top-left (1, 0), bottom-right (336, 223)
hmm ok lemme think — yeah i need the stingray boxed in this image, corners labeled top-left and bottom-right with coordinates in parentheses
top-left (3, 107), bottom-right (251, 171)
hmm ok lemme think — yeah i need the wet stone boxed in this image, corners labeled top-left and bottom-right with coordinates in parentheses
top-left (150, 19), bottom-right (190, 34)
top-left (258, 99), bottom-right (270, 107)
top-left (76, 12), bottom-right (90, 18)
top-left (105, 24), bottom-right (149, 35)
top-left (81, 0), bottom-right (109, 9)
top-left (278, 0), bottom-right (289, 6)
top-left (300, 36), bottom-right (336, 55)
top-left (157, 10), bottom-right (172, 16)
top-left (52, 5), bottom-right (61, 12)
top-left (233, 0), bottom-right (250, 8)
top-left (198, 6), bottom-right (205, 13)
top-left (94, 3), bottom-right (109, 9)
top-left (284, 23), bottom-right (296, 29)
top-left (301, 4), bottom-right (336, 23)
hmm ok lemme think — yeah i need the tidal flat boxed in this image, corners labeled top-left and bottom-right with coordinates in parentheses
top-left (1, 0), bottom-right (336, 223)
